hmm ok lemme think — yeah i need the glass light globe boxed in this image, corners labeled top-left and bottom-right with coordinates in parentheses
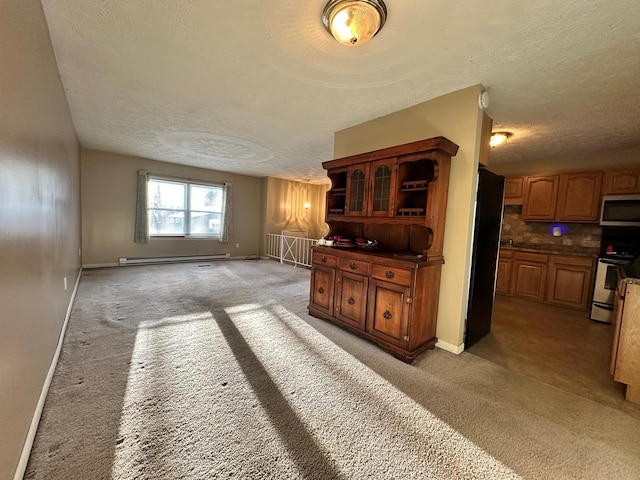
top-left (323, 0), bottom-right (387, 47)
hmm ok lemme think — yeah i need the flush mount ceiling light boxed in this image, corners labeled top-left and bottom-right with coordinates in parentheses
top-left (322, 0), bottom-right (387, 47)
top-left (490, 131), bottom-right (512, 147)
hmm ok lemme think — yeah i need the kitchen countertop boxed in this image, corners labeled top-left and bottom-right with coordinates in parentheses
top-left (499, 242), bottom-right (599, 258)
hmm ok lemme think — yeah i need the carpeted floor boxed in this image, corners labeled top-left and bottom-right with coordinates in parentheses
top-left (25, 261), bottom-right (640, 479)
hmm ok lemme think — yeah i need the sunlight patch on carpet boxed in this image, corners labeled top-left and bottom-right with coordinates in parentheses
top-left (223, 301), bottom-right (521, 479)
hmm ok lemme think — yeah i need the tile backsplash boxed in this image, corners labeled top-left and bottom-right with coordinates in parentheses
top-left (501, 205), bottom-right (602, 248)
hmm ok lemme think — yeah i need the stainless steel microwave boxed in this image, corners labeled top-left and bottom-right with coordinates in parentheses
top-left (600, 194), bottom-right (640, 226)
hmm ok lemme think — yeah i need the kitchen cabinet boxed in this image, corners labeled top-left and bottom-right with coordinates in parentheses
top-left (511, 251), bottom-right (548, 301)
top-left (497, 248), bottom-right (595, 311)
top-left (546, 255), bottom-right (594, 310)
top-left (556, 171), bottom-right (603, 222)
top-left (522, 176), bottom-right (559, 221)
top-left (310, 137), bottom-right (459, 362)
top-left (495, 249), bottom-right (513, 294)
top-left (504, 177), bottom-right (524, 205)
top-left (604, 167), bottom-right (640, 195)
top-left (611, 282), bottom-right (640, 404)
top-left (522, 171), bottom-right (603, 223)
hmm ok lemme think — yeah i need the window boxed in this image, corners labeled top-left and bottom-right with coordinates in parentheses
top-left (148, 178), bottom-right (223, 237)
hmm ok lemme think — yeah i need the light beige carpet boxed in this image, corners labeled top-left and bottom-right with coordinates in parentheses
top-left (25, 261), bottom-right (640, 479)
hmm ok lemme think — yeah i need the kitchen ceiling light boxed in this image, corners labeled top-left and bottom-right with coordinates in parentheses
top-left (322, 0), bottom-right (387, 47)
top-left (490, 132), bottom-right (512, 147)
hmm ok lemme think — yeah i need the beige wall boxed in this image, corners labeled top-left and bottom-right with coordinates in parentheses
top-left (0, 2), bottom-right (81, 478)
top-left (262, 177), bottom-right (329, 242)
top-left (81, 150), bottom-right (264, 265)
top-left (334, 85), bottom-right (487, 352)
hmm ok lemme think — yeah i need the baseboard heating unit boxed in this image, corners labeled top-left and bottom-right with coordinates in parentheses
top-left (118, 254), bottom-right (230, 266)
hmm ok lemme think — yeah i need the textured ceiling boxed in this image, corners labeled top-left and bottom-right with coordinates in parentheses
top-left (41, 0), bottom-right (640, 182)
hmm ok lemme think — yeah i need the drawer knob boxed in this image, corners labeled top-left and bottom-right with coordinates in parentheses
top-left (321, 256), bottom-right (327, 263)
top-left (318, 287), bottom-right (324, 294)
top-left (385, 270), bottom-right (395, 279)
top-left (383, 310), bottom-right (393, 320)
top-left (349, 262), bottom-right (358, 270)
top-left (348, 297), bottom-right (355, 305)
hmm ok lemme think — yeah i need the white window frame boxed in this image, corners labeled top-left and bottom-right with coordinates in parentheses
top-left (147, 176), bottom-right (224, 239)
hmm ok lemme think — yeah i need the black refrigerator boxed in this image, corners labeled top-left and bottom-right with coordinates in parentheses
top-left (465, 167), bottom-right (505, 349)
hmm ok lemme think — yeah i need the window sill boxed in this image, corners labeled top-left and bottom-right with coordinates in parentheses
top-left (150, 236), bottom-right (221, 241)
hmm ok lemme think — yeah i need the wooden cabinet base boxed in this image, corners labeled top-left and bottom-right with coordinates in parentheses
top-left (308, 246), bottom-right (443, 364)
top-left (308, 305), bottom-right (437, 363)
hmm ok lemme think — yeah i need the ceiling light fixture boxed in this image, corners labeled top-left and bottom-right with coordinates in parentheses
top-left (490, 132), bottom-right (512, 147)
top-left (322, 0), bottom-right (387, 47)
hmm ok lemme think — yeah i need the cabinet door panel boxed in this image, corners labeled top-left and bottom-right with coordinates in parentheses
top-left (522, 175), bottom-right (559, 221)
top-left (511, 261), bottom-right (547, 301)
top-left (605, 168), bottom-right (640, 195)
top-left (346, 164), bottom-right (370, 216)
top-left (310, 266), bottom-right (335, 315)
top-left (368, 159), bottom-right (397, 217)
top-left (546, 264), bottom-right (592, 310)
top-left (367, 280), bottom-right (410, 347)
top-left (504, 177), bottom-right (524, 205)
top-left (335, 271), bottom-right (368, 329)
top-left (496, 259), bottom-right (512, 294)
top-left (557, 171), bottom-right (603, 222)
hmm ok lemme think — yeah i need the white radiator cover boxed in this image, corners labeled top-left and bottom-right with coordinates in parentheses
top-left (118, 254), bottom-right (230, 265)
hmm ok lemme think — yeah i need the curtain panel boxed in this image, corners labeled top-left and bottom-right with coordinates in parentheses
top-left (134, 169), bottom-right (149, 243)
top-left (220, 182), bottom-right (233, 243)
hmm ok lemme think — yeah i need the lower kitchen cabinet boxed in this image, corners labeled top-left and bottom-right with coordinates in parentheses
top-left (497, 248), bottom-right (595, 311)
top-left (511, 252), bottom-right (548, 301)
top-left (495, 250), bottom-right (513, 294)
top-left (546, 256), bottom-right (594, 310)
top-left (308, 246), bottom-right (441, 363)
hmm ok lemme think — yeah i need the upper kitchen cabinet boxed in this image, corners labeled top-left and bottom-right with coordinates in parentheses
top-left (504, 177), bottom-right (524, 205)
top-left (556, 171), bottom-right (603, 222)
top-left (604, 167), bottom-right (640, 195)
top-left (522, 171), bottom-right (603, 223)
top-left (522, 175), bottom-right (559, 221)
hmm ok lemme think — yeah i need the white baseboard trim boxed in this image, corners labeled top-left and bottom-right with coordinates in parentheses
top-left (436, 339), bottom-right (465, 355)
top-left (13, 268), bottom-right (83, 480)
top-left (82, 262), bottom-right (118, 269)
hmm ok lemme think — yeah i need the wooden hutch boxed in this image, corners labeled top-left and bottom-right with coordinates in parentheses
top-left (308, 137), bottom-right (459, 362)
